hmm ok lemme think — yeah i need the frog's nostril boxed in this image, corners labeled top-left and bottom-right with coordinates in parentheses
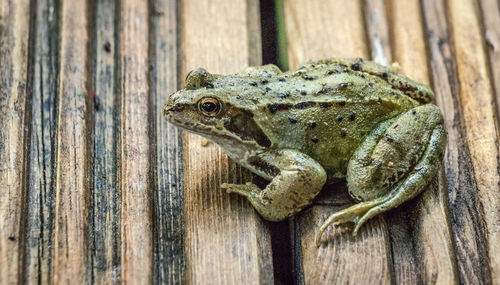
top-left (165, 103), bottom-right (184, 113)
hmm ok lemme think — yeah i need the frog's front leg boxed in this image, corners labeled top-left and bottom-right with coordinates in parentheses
top-left (316, 104), bottom-right (446, 246)
top-left (222, 149), bottom-right (327, 221)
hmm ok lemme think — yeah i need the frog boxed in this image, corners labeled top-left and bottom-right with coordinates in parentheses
top-left (163, 58), bottom-right (446, 246)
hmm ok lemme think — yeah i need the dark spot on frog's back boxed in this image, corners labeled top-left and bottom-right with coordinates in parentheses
top-left (294, 101), bottom-right (316, 109)
top-left (351, 63), bottom-right (361, 71)
top-left (351, 58), bottom-right (363, 71)
top-left (319, 102), bottom-right (333, 108)
top-left (268, 103), bottom-right (292, 113)
top-left (288, 115), bottom-right (297, 124)
top-left (349, 111), bottom-right (356, 121)
top-left (277, 92), bottom-right (289, 99)
top-left (248, 156), bottom-right (280, 177)
top-left (340, 128), bottom-right (347, 137)
top-left (316, 87), bottom-right (331, 95)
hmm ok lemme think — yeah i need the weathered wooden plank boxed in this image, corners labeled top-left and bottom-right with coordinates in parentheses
top-left (51, 0), bottom-right (91, 283)
top-left (385, 1), bottom-right (458, 283)
top-left (0, 0), bottom-right (31, 283)
top-left (118, 0), bottom-right (153, 283)
top-left (363, 0), bottom-right (392, 66)
top-left (22, 0), bottom-right (59, 283)
top-left (284, 0), bottom-right (368, 68)
top-left (447, 0), bottom-right (500, 283)
top-left (90, 0), bottom-right (121, 283)
top-left (181, 0), bottom-right (274, 283)
top-left (283, 1), bottom-right (392, 284)
top-left (149, 0), bottom-right (185, 283)
top-left (479, 0), bottom-right (500, 120)
top-left (386, 0), bottom-right (429, 84)
top-left (422, 2), bottom-right (487, 283)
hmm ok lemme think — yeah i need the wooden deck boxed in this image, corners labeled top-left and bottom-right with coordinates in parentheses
top-left (1, 0), bottom-right (499, 284)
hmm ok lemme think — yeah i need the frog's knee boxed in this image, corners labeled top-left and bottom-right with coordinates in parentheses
top-left (415, 104), bottom-right (444, 121)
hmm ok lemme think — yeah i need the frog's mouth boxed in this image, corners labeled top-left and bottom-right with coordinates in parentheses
top-left (164, 108), bottom-right (214, 134)
top-left (164, 105), bottom-right (272, 149)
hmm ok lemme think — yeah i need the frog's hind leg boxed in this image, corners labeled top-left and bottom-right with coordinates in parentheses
top-left (316, 104), bottom-right (446, 246)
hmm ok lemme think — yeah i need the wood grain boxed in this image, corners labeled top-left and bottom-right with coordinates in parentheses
top-left (363, 0), bottom-right (392, 66)
top-left (284, 1), bottom-right (392, 284)
top-left (118, 0), bottom-right (153, 283)
top-left (0, 0), bottom-right (31, 283)
top-left (180, 0), bottom-right (273, 284)
top-left (386, 1), bottom-right (458, 284)
top-left (479, 0), bottom-right (500, 121)
top-left (51, 0), bottom-right (91, 283)
top-left (386, 0), bottom-right (429, 84)
top-left (149, 0), bottom-right (185, 283)
top-left (90, 0), bottom-right (121, 283)
top-left (284, 0), bottom-right (368, 68)
top-left (447, 0), bottom-right (500, 283)
top-left (421, 1), bottom-right (488, 283)
top-left (22, 0), bottom-right (59, 283)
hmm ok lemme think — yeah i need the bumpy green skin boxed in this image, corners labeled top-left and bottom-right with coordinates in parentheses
top-left (164, 58), bottom-right (447, 245)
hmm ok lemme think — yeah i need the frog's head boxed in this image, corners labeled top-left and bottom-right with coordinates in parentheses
top-left (164, 68), bottom-right (272, 150)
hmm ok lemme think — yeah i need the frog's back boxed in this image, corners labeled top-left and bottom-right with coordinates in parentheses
top-left (249, 58), bottom-right (432, 178)
top-left (314, 58), bottom-right (434, 104)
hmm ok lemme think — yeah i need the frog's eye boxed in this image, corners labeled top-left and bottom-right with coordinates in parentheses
top-left (198, 97), bottom-right (221, 116)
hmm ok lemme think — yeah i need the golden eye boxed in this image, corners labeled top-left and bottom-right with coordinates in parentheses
top-left (198, 97), bottom-right (221, 116)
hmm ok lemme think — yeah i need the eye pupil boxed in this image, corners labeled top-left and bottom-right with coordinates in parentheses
top-left (202, 102), bottom-right (217, 112)
top-left (199, 97), bottom-right (221, 116)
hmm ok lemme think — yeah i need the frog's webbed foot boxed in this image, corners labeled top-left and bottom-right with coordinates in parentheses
top-left (315, 198), bottom-right (385, 246)
top-left (316, 104), bottom-right (446, 247)
top-left (221, 182), bottom-right (260, 197)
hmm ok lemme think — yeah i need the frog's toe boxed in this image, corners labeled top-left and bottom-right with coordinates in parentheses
top-left (221, 182), bottom-right (260, 197)
top-left (315, 198), bottom-right (385, 247)
top-left (352, 199), bottom-right (395, 236)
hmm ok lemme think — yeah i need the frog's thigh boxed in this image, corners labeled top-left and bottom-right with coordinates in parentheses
top-left (348, 104), bottom-right (445, 226)
top-left (317, 105), bottom-right (445, 244)
top-left (347, 104), bottom-right (444, 201)
top-left (224, 149), bottom-right (327, 221)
